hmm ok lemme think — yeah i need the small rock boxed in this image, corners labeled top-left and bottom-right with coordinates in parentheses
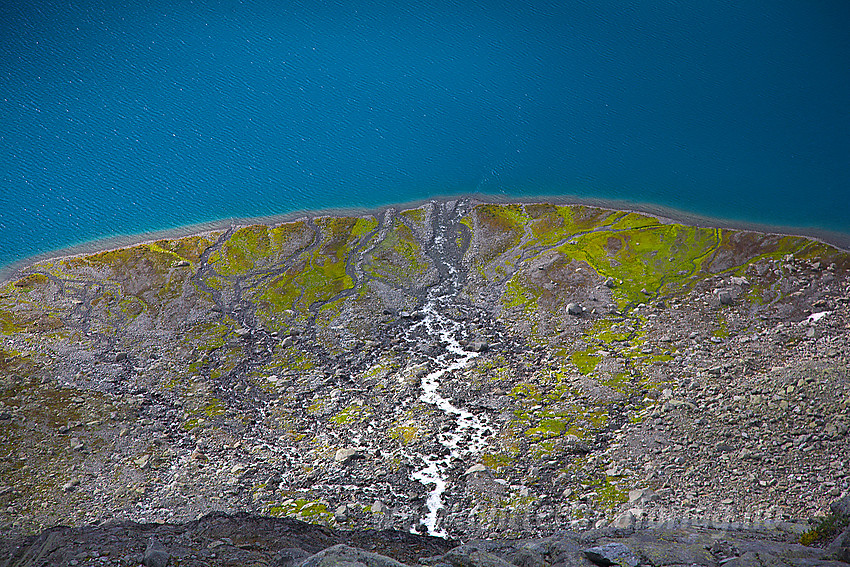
top-left (62, 478), bottom-right (80, 492)
top-left (134, 454), bottom-right (150, 469)
top-left (612, 510), bottom-right (635, 529)
top-left (604, 277), bottom-right (616, 288)
top-left (716, 289), bottom-right (734, 305)
top-left (463, 463), bottom-right (487, 475)
top-left (628, 488), bottom-right (659, 505)
top-left (566, 303), bottom-right (584, 316)
top-left (334, 447), bottom-right (363, 464)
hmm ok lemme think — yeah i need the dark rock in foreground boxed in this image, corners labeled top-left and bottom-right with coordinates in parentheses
top-left (3, 510), bottom-right (850, 567)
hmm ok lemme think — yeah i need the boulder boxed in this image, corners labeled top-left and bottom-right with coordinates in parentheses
top-left (277, 547), bottom-right (310, 567)
top-left (583, 543), bottom-right (640, 567)
top-left (300, 544), bottom-right (409, 567)
top-left (830, 493), bottom-right (850, 518)
top-left (566, 303), bottom-right (584, 316)
top-left (143, 538), bottom-right (170, 567)
top-left (827, 525), bottom-right (850, 563)
top-left (441, 544), bottom-right (516, 567)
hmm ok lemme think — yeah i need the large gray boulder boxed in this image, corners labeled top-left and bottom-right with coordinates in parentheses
top-left (300, 544), bottom-right (410, 567)
top-left (143, 538), bottom-right (170, 567)
top-left (830, 493), bottom-right (850, 518)
top-left (583, 542), bottom-right (640, 567)
top-left (440, 544), bottom-right (516, 567)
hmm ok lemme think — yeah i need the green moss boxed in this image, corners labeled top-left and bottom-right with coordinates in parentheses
top-left (400, 208), bottom-right (425, 223)
top-left (0, 311), bottom-right (25, 335)
top-left (203, 398), bottom-right (225, 418)
top-left (389, 425), bottom-right (418, 445)
top-left (509, 383), bottom-right (542, 402)
top-left (260, 252), bottom-right (353, 315)
top-left (351, 216), bottom-right (379, 237)
top-left (155, 234), bottom-right (213, 263)
top-left (609, 211), bottom-right (662, 230)
top-left (268, 498), bottom-right (335, 526)
top-left (572, 349), bottom-right (602, 374)
top-left (330, 403), bottom-right (369, 425)
top-left (274, 346), bottom-right (317, 372)
top-left (799, 513), bottom-right (849, 546)
top-left (525, 418), bottom-right (567, 438)
top-left (551, 224), bottom-right (721, 308)
top-left (189, 321), bottom-right (231, 351)
top-left (364, 219), bottom-right (430, 285)
top-left (212, 225), bottom-right (273, 274)
top-left (182, 417), bottom-right (204, 430)
top-left (269, 220), bottom-right (311, 247)
top-left (502, 273), bottom-right (542, 312)
top-left (526, 203), bottom-right (572, 246)
top-left (601, 372), bottom-right (632, 393)
top-left (588, 476), bottom-right (628, 509)
top-left (11, 273), bottom-right (49, 291)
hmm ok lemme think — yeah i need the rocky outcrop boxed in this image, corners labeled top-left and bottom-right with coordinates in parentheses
top-left (3, 509), bottom-right (850, 567)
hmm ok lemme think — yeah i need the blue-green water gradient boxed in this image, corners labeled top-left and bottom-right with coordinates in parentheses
top-left (2, 1), bottom-right (849, 269)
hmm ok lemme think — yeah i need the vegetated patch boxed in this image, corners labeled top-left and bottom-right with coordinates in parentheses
top-left (800, 512), bottom-right (849, 547)
top-left (267, 498), bottom-right (336, 527)
top-left (363, 219), bottom-right (431, 287)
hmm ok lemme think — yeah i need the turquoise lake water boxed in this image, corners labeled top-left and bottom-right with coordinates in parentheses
top-left (2, 1), bottom-right (849, 272)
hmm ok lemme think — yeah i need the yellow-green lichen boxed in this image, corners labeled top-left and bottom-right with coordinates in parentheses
top-left (268, 498), bottom-right (335, 526)
top-left (330, 403), bottom-right (370, 426)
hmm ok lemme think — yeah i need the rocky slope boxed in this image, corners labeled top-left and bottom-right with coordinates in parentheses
top-left (0, 199), bottom-right (848, 544)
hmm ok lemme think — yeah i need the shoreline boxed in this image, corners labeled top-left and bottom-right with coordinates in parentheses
top-left (4, 192), bottom-right (850, 283)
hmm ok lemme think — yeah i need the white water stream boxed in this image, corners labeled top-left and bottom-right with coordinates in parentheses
top-left (406, 230), bottom-right (493, 537)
